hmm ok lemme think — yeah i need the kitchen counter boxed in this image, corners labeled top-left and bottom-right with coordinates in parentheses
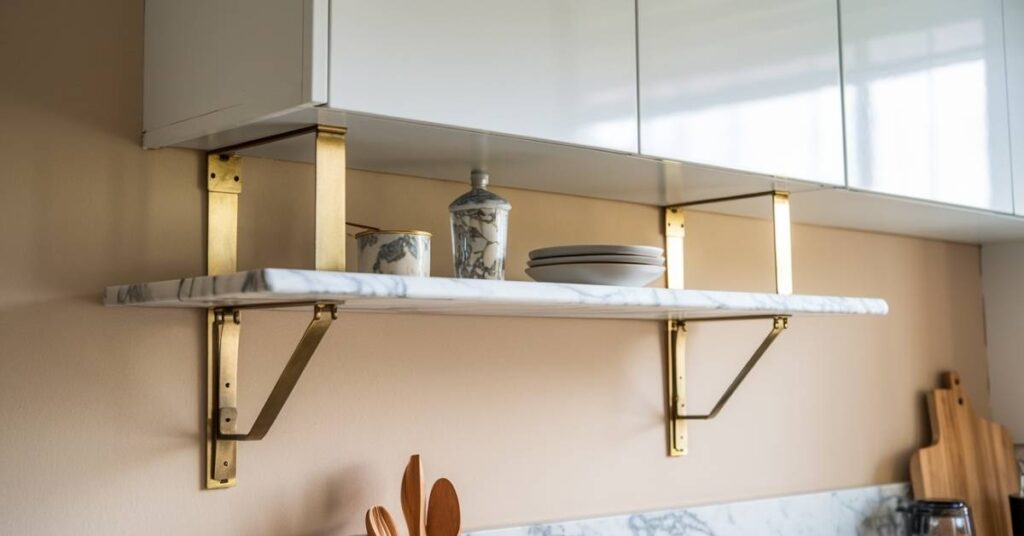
top-left (465, 483), bottom-right (908, 536)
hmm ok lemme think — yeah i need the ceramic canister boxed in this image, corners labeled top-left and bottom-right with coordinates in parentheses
top-left (355, 230), bottom-right (431, 276)
top-left (448, 170), bottom-right (511, 279)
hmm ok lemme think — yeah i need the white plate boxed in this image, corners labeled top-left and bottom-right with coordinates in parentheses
top-left (526, 263), bottom-right (665, 287)
top-left (528, 254), bottom-right (665, 267)
top-left (529, 244), bottom-right (664, 260)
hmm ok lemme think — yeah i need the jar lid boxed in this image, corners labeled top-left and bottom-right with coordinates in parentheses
top-left (448, 171), bottom-right (512, 212)
top-left (354, 229), bottom-right (432, 238)
top-left (901, 499), bottom-right (971, 518)
top-left (906, 500), bottom-right (969, 510)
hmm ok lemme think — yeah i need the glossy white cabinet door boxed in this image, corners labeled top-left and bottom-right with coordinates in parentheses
top-left (840, 0), bottom-right (1013, 212)
top-left (638, 0), bottom-right (846, 185)
top-left (1004, 0), bottom-right (1024, 215)
top-left (329, 0), bottom-right (638, 153)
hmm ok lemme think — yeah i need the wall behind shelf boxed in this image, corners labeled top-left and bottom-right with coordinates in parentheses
top-left (0, 0), bottom-right (992, 534)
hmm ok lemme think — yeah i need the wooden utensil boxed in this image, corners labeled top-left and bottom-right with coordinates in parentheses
top-left (426, 478), bottom-right (461, 536)
top-left (365, 506), bottom-right (399, 536)
top-left (401, 454), bottom-right (425, 536)
top-left (910, 371), bottom-right (1019, 536)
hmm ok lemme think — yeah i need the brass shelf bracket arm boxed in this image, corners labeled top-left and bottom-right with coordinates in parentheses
top-left (205, 125), bottom-right (347, 489)
top-left (662, 190), bottom-right (793, 457)
top-left (665, 315), bottom-right (789, 456)
top-left (664, 190), bottom-right (793, 295)
top-left (209, 303), bottom-right (338, 485)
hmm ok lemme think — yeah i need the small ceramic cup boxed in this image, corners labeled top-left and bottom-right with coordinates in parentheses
top-left (355, 229), bottom-right (431, 276)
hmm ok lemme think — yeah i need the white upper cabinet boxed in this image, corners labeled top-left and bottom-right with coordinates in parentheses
top-left (142, 0), bottom-right (1024, 239)
top-left (637, 0), bottom-right (846, 185)
top-left (328, 0), bottom-right (638, 153)
top-left (840, 0), bottom-right (1013, 212)
top-left (1004, 0), bottom-right (1024, 215)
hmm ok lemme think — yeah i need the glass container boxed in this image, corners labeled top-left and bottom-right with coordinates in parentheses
top-left (902, 500), bottom-right (975, 536)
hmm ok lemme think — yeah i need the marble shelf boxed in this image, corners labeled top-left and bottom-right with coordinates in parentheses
top-left (105, 269), bottom-right (889, 320)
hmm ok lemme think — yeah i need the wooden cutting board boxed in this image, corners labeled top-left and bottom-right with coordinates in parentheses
top-left (910, 372), bottom-right (1019, 536)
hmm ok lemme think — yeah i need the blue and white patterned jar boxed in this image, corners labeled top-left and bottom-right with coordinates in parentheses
top-left (355, 230), bottom-right (431, 277)
top-left (448, 170), bottom-right (511, 279)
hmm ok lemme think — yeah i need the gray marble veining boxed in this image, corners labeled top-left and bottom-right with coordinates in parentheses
top-left (465, 483), bottom-right (909, 536)
top-left (104, 269), bottom-right (889, 320)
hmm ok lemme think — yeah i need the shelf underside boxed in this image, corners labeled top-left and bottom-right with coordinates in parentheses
top-left (106, 269), bottom-right (889, 320)
top-left (160, 109), bottom-right (1024, 244)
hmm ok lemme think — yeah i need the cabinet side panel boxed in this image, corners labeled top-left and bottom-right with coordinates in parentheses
top-left (144, 0), bottom-right (322, 147)
top-left (1005, 0), bottom-right (1024, 214)
top-left (304, 0), bottom-right (330, 104)
top-left (982, 242), bottom-right (1024, 439)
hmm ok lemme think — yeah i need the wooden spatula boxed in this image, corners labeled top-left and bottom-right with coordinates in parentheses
top-left (401, 455), bottom-right (425, 536)
top-left (365, 506), bottom-right (399, 536)
top-left (426, 478), bottom-right (461, 536)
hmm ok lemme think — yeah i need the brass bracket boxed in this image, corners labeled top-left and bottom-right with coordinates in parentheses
top-left (206, 125), bottom-right (348, 273)
top-left (208, 303), bottom-right (338, 487)
top-left (205, 125), bottom-right (348, 489)
top-left (662, 191), bottom-right (793, 456)
top-left (207, 154), bottom-right (241, 275)
top-left (666, 316), bottom-right (789, 456)
top-left (664, 190), bottom-right (793, 295)
top-left (664, 207), bottom-right (685, 290)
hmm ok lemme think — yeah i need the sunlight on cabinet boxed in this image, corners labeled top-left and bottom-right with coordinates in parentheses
top-left (330, 0), bottom-right (639, 152)
top-left (840, 0), bottom-right (1012, 212)
top-left (639, 0), bottom-right (845, 185)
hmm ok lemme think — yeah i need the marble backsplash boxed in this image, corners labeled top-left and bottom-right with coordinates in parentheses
top-left (466, 483), bottom-right (910, 536)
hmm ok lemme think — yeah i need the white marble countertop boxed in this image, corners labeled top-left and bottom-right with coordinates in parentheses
top-left (466, 483), bottom-right (909, 536)
top-left (105, 269), bottom-right (889, 320)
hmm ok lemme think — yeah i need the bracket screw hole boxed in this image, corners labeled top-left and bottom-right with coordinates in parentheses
top-left (210, 173), bottom-right (216, 179)
top-left (955, 379), bottom-right (960, 385)
top-left (233, 176), bottom-right (239, 182)
top-left (225, 382), bottom-right (230, 388)
top-left (958, 398), bottom-right (964, 405)
top-left (225, 417), bottom-right (231, 422)
top-left (223, 461), bottom-right (229, 467)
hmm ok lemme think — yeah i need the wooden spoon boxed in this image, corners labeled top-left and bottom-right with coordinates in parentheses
top-left (426, 478), bottom-right (461, 536)
top-left (401, 455), bottom-right (425, 536)
top-left (365, 506), bottom-right (399, 536)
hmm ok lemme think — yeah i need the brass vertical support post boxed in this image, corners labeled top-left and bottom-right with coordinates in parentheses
top-left (211, 309), bottom-right (240, 484)
top-left (664, 207), bottom-right (685, 290)
top-left (207, 154), bottom-right (241, 275)
top-left (206, 153), bottom-right (241, 489)
top-left (315, 126), bottom-right (347, 271)
top-left (666, 320), bottom-right (687, 456)
top-left (772, 192), bottom-right (793, 295)
top-left (664, 207), bottom-right (687, 456)
top-left (662, 191), bottom-right (793, 456)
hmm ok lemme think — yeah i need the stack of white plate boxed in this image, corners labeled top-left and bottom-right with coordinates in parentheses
top-left (525, 245), bottom-right (666, 287)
